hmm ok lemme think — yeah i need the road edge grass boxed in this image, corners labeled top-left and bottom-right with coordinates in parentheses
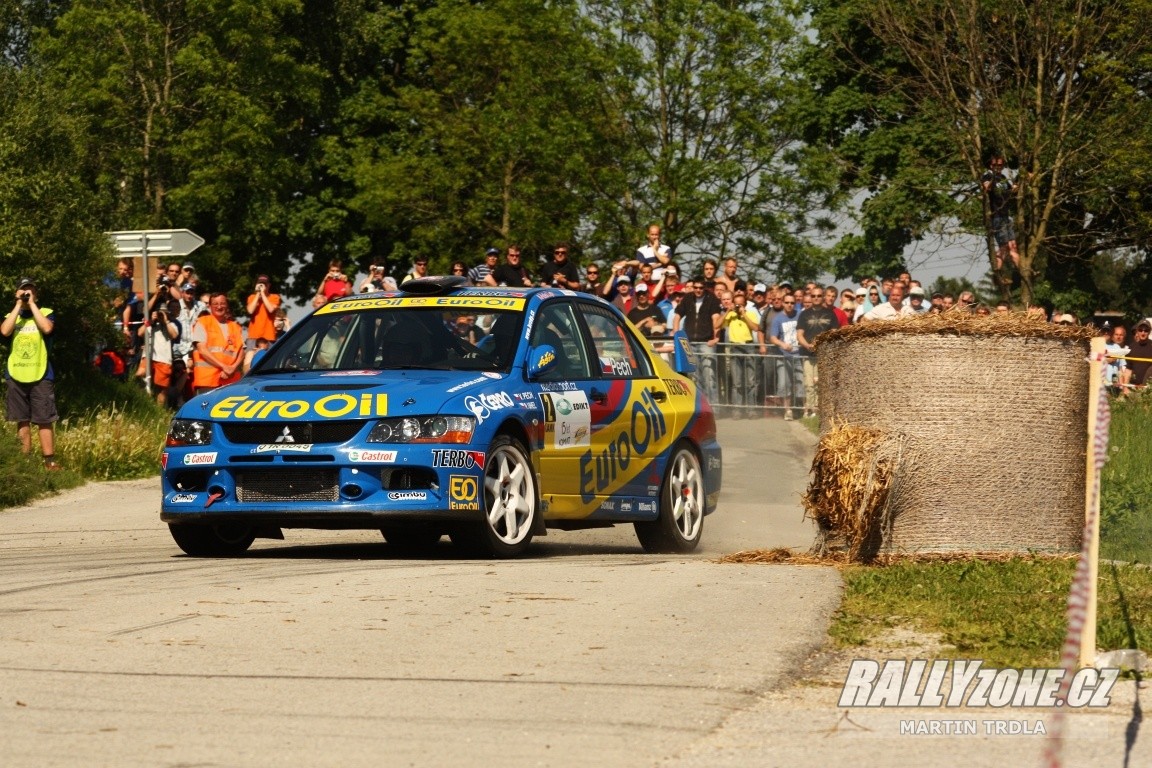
top-left (809, 394), bottom-right (1152, 668)
top-left (0, 374), bottom-right (169, 509)
top-left (829, 556), bottom-right (1152, 668)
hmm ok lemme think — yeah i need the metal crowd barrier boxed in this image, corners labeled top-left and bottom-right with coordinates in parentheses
top-left (646, 337), bottom-right (813, 418)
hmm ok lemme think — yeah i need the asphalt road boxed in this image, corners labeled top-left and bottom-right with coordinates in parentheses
top-left (0, 416), bottom-right (843, 768)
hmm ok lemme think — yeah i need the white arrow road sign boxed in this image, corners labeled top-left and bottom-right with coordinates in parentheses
top-left (106, 229), bottom-right (205, 257)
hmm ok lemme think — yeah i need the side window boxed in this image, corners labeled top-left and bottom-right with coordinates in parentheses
top-left (529, 303), bottom-right (594, 380)
top-left (579, 305), bottom-right (654, 379)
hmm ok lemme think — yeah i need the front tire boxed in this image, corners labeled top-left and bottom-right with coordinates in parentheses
top-left (450, 435), bottom-right (537, 558)
top-left (168, 523), bottom-right (256, 557)
top-left (635, 443), bottom-right (704, 553)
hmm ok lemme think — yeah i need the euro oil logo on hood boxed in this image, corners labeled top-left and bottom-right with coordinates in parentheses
top-left (210, 393), bottom-right (388, 420)
top-left (579, 388), bottom-right (666, 502)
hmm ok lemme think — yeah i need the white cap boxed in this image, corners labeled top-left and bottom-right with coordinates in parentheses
top-left (753, 283), bottom-right (767, 294)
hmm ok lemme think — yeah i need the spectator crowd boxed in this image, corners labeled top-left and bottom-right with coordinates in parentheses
top-left (94, 230), bottom-right (1152, 417)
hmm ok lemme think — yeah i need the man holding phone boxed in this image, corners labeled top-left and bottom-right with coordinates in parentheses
top-left (1, 277), bottom-right (61, 469)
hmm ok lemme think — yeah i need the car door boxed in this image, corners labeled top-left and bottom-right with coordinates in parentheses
top-left (530, 301), bottom-right (598, 513)
top-left (571, 303), bottom-right (670, 517)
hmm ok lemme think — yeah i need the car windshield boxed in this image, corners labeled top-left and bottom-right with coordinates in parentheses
top-left (252, 306), bottom-right (524, 374)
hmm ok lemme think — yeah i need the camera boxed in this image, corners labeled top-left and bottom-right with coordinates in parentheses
top-left (19, 291), bottom-right (31, 302)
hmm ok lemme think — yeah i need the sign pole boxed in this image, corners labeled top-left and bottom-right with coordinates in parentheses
top-left (106, 229), bottom-right (204, 401)
top-left (140, 242), bottom-right (153, 395)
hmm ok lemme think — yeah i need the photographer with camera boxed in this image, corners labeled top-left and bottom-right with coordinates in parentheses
top-left (245, 274), bottom-right (282, 343)
top-left (318, 258), bottom-right (353, 302)
top-left (136, 276), bottom-right (182, 406)
top-left (358, 264), bottom-right (389, 294)
top-left (2, 277), bottom-right (61, 469)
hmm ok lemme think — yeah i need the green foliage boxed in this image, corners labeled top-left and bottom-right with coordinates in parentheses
top-left (0, 374), bottom-right (169, 509)
top-left (1100, 394), bottom-right (1152, 564)
top-left (831, 557), bottom-right (1152, 667)
top-left (0, 434), bottom-right (84, 507)
top-left (51, 375), bottom-right (168, 482)
top-left (332, 0), bottom-right (607, 275)
top-left (54, 403), bottom-right (168, 481)
top-left (801, 0), bottom-right (1152, 305)
top-left (584, 0), bottom-right (838, 280)
top-left (0, 68), bottom-right (114, 373)
top-left (37, 0), bottom-right (326, 306)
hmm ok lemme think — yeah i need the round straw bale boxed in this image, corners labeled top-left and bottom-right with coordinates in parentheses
top-left (809, 313), bottom-right (1092, 556)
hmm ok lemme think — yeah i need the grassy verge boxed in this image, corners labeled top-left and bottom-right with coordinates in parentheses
top-left (828, 392), bottom-right (1152, 667)
top-left (830, 557), bottom-right (1152, 667)
top-left (1100, 394), bottom-right (1152, 564)
top-left (0, 373), bottom-right (169, 509)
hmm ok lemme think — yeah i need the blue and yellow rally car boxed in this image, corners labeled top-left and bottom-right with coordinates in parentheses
top-left (161, 277), bottom-right (722, 557)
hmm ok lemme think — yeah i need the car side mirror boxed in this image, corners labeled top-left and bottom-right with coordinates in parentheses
top-left (527, 345), bottom-right (559, 379)
top-left (671, 331), bottom-right (697, 374)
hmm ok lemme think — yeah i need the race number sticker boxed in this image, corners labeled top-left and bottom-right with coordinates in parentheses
top-left (540, 391), bottom-right (591, 450)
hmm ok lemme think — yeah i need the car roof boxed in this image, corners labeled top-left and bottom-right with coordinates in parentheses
top-left (326, 276), bottom-right (601, 310)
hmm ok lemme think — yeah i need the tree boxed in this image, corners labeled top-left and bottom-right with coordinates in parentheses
top-left (324, 0), bottom-right (612, 276)
top-left (36, 0), bottom-right (325, 303)
top-left (0, 68), bottom-right (114, 372)
top-left (802, 0), bottom-right (1152, 306)
top-left (582, 0), bottom-right (838, 280)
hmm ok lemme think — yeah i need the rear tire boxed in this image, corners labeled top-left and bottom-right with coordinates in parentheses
top-left (450, 435), bottom-right (537, 558)
top-left (168, 523), bottom-right (256, 557)
top-left (635, 443), bottom-right (704, 553)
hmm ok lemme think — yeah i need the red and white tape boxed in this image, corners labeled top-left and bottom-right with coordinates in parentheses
top-left (1041, 355), bottom-right (1112, 767)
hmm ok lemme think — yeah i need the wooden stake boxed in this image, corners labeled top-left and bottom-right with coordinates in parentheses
top-left (1080, 336), bottom-right (1105, 668)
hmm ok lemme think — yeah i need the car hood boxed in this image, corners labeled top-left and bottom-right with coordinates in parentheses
top-left (175, 370), bottom-right (511, 422)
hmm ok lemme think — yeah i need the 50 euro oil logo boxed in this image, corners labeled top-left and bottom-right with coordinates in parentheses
top-left (449, 475), bottom-right (479, 510)
top-left (578, 388), bottom-right (666, 502)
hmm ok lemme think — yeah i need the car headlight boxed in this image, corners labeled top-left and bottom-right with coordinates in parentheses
top-left (367, 416), bottom-right (475, 444)
top-left (166, 419), bottom-right (214, 447)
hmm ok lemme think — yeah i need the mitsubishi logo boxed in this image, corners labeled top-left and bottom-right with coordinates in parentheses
top-left (274, 426), bottom-right (295, 443)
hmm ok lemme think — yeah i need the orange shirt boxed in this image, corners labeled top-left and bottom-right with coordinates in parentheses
top-left (247, 292), bottom-right (282, 342)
